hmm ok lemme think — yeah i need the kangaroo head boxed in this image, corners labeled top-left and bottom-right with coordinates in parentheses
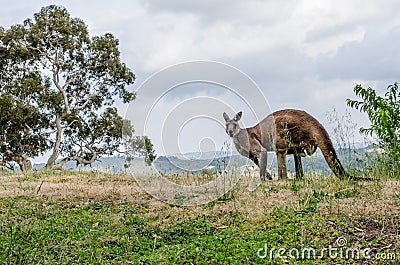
top-left (223, 111), bottom-right (242, 137)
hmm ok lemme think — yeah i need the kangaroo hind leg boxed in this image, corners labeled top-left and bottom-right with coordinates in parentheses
top-left (276, 150), bottom-right (288, 180)
top-left (294, 154), bottom-right (304, 179)
top-left (258, 150), bottom-right (271, 181)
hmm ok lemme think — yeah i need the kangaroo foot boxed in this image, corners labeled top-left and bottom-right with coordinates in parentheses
top-left (260, 172), bottom-right (272, 181)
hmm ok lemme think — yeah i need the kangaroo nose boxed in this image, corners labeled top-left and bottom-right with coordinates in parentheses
top-left (228, 130), bottom-right (233, 136)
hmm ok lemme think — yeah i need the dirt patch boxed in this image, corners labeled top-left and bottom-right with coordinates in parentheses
top-left (320, 215), bottom-right (400, 262)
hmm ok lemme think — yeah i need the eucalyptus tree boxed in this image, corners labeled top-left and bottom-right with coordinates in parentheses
top-left (1, 5), bottom-right (156, 170)
top-left (16, 5), bottom-right (136, 169)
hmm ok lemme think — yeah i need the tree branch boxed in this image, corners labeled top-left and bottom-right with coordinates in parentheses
top-left (71, 77), bottom-right (108, 112)
top-left (52, 53), bottom-right (71, 115)
top-left (45, 114), bottom-right (63, 168)
top-left (52, 148), bottom-right (98, 170)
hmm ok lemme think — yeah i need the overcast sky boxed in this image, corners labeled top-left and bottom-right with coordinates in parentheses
top-left (2, 0), bottom-right (400, 158)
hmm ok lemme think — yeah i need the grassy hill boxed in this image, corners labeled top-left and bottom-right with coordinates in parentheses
top-left (0, 170), bottom-right (399, 263)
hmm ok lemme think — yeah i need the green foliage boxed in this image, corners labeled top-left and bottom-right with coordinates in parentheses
top-left (0, 94), bottom-right (50, 171)
top-left (347, 83), bottom-right (400, 156)
top-left (60, 107), bottom-right (128, 167)
top-left (347, 83), bottom-right (400, 174)
top-left (0, 31), bottom-right (51, 170)
top-left (124, 120), bottom-right (157, 166)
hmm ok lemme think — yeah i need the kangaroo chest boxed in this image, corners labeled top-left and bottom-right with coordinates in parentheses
top-left (233, 132), bottom-right (254, 157)
top-left (233, 138), bottom-right (249, 157)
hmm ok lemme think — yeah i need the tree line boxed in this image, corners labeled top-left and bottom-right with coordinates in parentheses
top-left (0, 5), bottom-right (155, 171)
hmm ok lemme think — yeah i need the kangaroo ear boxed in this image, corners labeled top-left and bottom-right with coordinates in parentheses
top-left (234, 111), bottom-right (242, 121)
top-left (223, 112), bottom-right (230, 121)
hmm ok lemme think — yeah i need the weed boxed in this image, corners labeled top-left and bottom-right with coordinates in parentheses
top-left (334, 185), bottom-right (359, 199)
top-left (289, 179), bottom-right (302, 192)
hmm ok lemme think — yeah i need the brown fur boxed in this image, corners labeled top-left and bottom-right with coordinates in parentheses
top-left (223, 109), bottom-right (352, 180)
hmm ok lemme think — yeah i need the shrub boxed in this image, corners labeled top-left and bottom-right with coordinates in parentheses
top-left (347, 83), bottom-right (400, 176)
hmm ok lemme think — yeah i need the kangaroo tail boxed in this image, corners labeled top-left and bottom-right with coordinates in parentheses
top-left (316, 128), bottom-right (352, 179)
top-left (318, 136), bottom-right (374, 180)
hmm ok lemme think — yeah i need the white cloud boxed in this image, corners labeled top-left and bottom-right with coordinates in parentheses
top-left (2, 0), bottom-right (400, 155)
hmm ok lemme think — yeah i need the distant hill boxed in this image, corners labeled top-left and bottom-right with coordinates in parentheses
top-left (32, 147), bottom-right (369, 175)
top-left (153, 154), bottom-right (250, 175)
top-left (33, 156), bottom-right (128, 173)
top-left (171, 151), bottom-right (238, 160)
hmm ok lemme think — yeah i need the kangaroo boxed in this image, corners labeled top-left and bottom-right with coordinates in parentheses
top-left (223, 109), bottom-right (352, 180)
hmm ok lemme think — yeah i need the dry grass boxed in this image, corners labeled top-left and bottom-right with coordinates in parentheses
top-left (1, 170), bottom-right (399, 221)
top-left (0, 172), bottom-right (141, 202)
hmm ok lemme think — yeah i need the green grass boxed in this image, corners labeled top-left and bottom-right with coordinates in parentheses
top-left (0, 171), bottom-right (399, 264)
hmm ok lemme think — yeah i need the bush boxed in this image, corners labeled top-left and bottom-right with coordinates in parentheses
top-left (347, 83), bottom-right (400, 176)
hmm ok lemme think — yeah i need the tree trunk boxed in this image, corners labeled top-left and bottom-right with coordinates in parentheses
top-left (18, 157), bottom-right (32, 172)
top-left (45, 115), bottom-right (62, 169)
top-left (51, 157), bottom-right (71, 170)
top-left (1, 149), bottom-right (32, 172)
top-left (52, 152), bottom-right (97, 170)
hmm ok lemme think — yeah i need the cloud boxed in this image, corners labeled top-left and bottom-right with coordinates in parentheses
top-left (2, 0), bottom-right (400, 155)
top-left (142, 0), bottom-right (297, 25)
top-left (317, 25), bottom-right (400, 81)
